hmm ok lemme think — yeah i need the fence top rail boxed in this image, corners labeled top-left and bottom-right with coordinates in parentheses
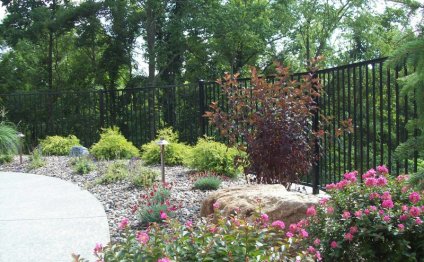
top-left (0, 83), bottom-right (196, 96)
top-left (203, 57), bottom-right (389, 85)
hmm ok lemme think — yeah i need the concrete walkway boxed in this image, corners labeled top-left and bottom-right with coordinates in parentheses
top-left (0, 172), bottom-right (110, 262)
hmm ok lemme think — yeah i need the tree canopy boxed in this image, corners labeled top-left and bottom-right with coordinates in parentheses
top-left (0, 0), bottom-right (421, 92)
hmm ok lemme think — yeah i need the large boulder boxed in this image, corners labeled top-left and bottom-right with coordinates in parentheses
top-left (201, 184), bottom-right (326, 225)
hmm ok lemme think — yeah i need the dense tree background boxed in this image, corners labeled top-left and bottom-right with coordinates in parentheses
top-left (0, 0), bottom-right (421, 93)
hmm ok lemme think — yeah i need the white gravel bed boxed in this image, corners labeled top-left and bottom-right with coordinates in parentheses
top-left (0, 156), bottom-right (247, 242)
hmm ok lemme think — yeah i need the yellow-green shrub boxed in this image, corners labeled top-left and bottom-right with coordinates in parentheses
top-left (39, 135), bottom-right (81, 156)
top-left (90, 127), bottom-right (139, 160)
top-left (186, 137), bottom-right (243, 178)
top-left (141, 128), bottom-right (191, 166)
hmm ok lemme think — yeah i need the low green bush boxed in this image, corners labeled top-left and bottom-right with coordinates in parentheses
top-left (128, 161), bottom-right (159, 188)
top-left (71, 157), bottom-right (95, 175)
top-left (97, 161), bottom-right (129, 184)
top-left (135, 184), bottom-right (174, 225)
top-left (29, 148), bottom-right (44, 169)
top-left (193, 176), bottom-right (221, 190)
top-left (90, 127), bottom-right (139, 160)
top-left (186, 137), bottom-right (242, 178)
top-left (39, 135), bottom-right (81, 156)
top-left (0, 154), bottom-right (13, 164)
top-left (141, 128), bottom-right (191, 166)
top-left (97, 160), bottom-right (158, 188)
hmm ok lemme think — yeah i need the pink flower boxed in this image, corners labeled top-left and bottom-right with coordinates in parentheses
top-left (342, 211), bottom-right (351, 219)
top-left (369, 192), bottom-right (380, 200)
top-left (136, 231), bottom-right (149, 244)
top-left (382, 199), bottom-right (394, 209)
top-left (319, 198), bottom-right (329, 205)
top-left (307, 246), bottom-right (316, 254)
top-left (160, 211), bottom-right (168, 220)
top-left (402, 205), bottom-right (409, 212)
top-left (336, 180), bottom-right (349, 190)
top-left (93, 243), bottom-right (103, 254)
top-left (364, 209), bottom-right (370, 215)
top-left (316, 251), bottom-right (322, 261)
top-left (370, 205), bottom-right (378, 211)
top-left (402, 186), bottom-right (409, 193)
top-left (118, 217), bottom-right (129, 230)
top-left (383, 215), bottom-right (391, 222)
top-left (286, 232), bottom-right (294, 238)
top-left (354, 210), bottom-right (363, 218)
top-left (379, 210), bottom-right (385, 216)
top-left (344, 232), bottom-right (353, 241)
top-left (306, 206), bottom-right (317, 216)
top-left (398, 224), bottom-right (405, 231)
top-left (185, 220), bottom-right (193, 228)
top-left (396, 175), bottom-right (409, 182)
top-left (344, 171), bottom-right (358, 182)
top-left (409, 206), bottom-right (421, 217)
top-left (363, 168), bottom-right (376, 179)
top-left (213, 202), bottom-right (220, 210)
top-left (261, 213), bottom-right (269, 222)
top-left (330, 241), bottom-right (338, 249)
top-left (399, 214), bottom-right (408, 221)
top-left (377, 165), bottom-right (389, 174)
top-left (409, 192), bottom-right (421, 204)
top-left (157, 258), bottom-right (171, 262)
top-left (377, 177), bottom-right (388, 186)
top-left (415, 217), bottom-right (423, 225)
top-left (349, 226), bottom-right (358, 234)
top-left (314, 238), bottom-right (321, 246)
top-left (300, 229), bottom-right (309, 238)
top-left (209, 226), bottom-right (218, 233)
top-left (271, 220), bottom-right (285, 230)
top-left (289, 223), bottom-right (297, 232)
top-left (326, 183), bottom-right (337, 190)
top-left (365, 178), bottom-right (377, 187)
top-left (381, 191), bottom-right (391, 200)
top-left (326, 206), bottom-right (334, 214)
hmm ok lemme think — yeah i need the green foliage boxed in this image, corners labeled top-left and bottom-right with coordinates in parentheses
top-left (187, 137), bottom-right (242, 178)
top-left (39, 135), bottom-right (81, 156)
top-left (128, 160), bottom-right (159, 188)
top-left (193, 176), bottom-right (221, 191)
top-left (28, 148), bottom-right (44, 169)
top-left (97, 161), bottom-right (130, 184)
top-left (90, 127), bottom-right (139, 160)
top-left (304, 167), bottom-right (424, 261)
top-left (93, 204), bottom-right (310, 261)
top-left (71, 157), bottom-right (95, 175)
top-left (0, 154), bottom-right (13, 164)
top-left (408, 169), bottom-right (424, 191)
top-left (97, 160), bottom-right (158, 188)
top-left (136, 184), bottom-right (174, 225)
top-left (0, 123), bottom-right (19, 156)
top-left (141, 128), bottom-right (190, 166)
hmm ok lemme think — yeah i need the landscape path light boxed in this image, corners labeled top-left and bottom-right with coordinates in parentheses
top-left (156, 137), bottom-right (169, 183)
top-left (17, 132), bottom-right (25, 164)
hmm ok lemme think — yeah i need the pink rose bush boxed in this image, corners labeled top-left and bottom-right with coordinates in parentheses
top-left (93, 204), bottom-right (313, 261)
top-left (304, 166), bottom-right (424, 261)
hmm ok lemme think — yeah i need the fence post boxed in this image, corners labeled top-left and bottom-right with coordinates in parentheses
top-left (99, 90), bottom-right (105, 129)
top-left (198, 80), bottom-right (206, 136)
top-left (312, 73), bottom-right (320, 195)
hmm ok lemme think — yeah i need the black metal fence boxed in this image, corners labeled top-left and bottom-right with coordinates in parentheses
top-left (0, 84), bottom-right (203, 149)
top-left (0, 57), bottom-right (419, 191)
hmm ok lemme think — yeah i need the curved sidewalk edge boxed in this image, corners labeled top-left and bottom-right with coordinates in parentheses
top-left (0, 172), bottom-right (110, 262)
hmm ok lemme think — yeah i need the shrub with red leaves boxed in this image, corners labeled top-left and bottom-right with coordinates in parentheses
top-left (205, 59), bottom-right (323, 188)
